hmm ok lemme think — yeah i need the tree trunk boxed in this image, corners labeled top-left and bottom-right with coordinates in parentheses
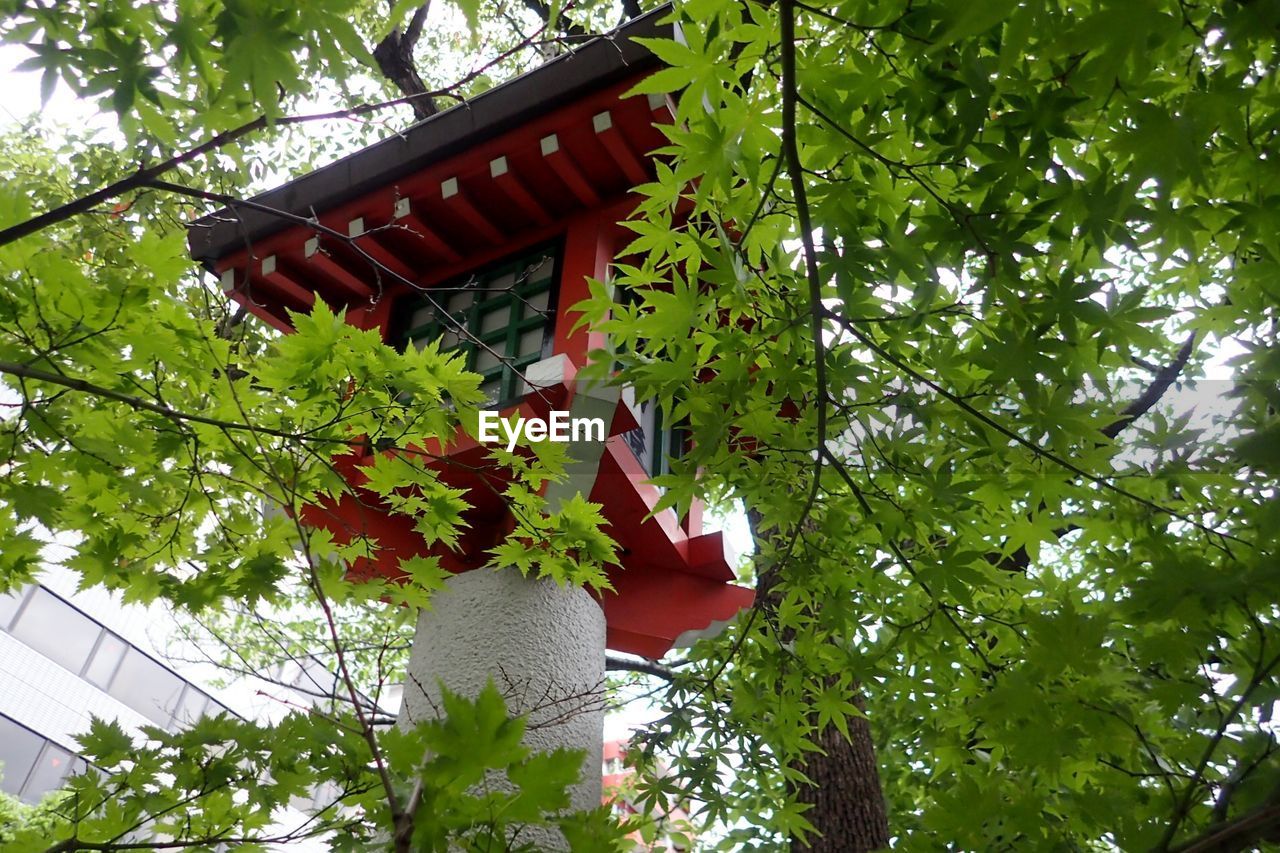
top-left (751, 510), bottom-right (890, 852)
top-left (789, 688), bottom-right (890, 852)
top-left (372, 5), bottom-right (437, 121)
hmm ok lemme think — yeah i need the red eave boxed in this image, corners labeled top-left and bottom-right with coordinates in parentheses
top-left (214, 76), bottom-right (673, 335)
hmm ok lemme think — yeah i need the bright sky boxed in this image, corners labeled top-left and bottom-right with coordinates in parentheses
top-left (0, 43), bottom-right (112, 134)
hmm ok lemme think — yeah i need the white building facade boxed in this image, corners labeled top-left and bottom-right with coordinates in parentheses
top-left (0, 571), bottom-right (233, 804)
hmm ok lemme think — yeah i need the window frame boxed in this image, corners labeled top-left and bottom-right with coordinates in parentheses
top-left (7, 586), bottom-right (105, 678)
top-left (0, 585), bottom-right (31, 631)
top-left (1, 584), bottom-right (224, 730)
top-left (0, 713), bottom-right (45, 800)
top-left (393, 241), bottom-right (562, 407)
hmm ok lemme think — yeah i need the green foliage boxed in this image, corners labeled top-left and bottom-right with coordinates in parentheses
top-left (0, 7), bottom-right (625, 840)
top-left (0, 689), bottom-right (622, 851)
top-left (492, 488), bottom-right (619, 591)
top-left (2, 0), bottom-right (371, 132)
top-left (1, 0), bottom-right (1278, 849)
top-left (599, 0), bottom-right (1280, 849)
top-left (0, 790), bottom-right (67, 845)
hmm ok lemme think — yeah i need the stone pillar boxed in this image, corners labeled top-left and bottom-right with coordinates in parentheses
top-left (398, 355), bottom-right (628, 841)
top-left (398, 568), bottom-right (607, 814)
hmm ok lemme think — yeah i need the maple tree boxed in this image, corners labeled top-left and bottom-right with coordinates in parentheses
top-left (0, 0), bottom-right (1278, 851)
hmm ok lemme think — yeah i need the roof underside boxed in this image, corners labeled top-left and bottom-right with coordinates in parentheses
top-left (187, 7), bottom-right (670, 269)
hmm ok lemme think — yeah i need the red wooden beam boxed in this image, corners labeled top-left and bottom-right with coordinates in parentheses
top-left (440, 177), bottom-right (504, 245)
top-left (260, 254), bottom-right (316, 309)
top-left (555, 215), bottom-right (614, 364)
top-left (413, 218), bottom-right (565, 290)
top-left (647, 91), bottom-right (676, 122)
top-left (540, 133), bottom-right (601, 207)
top-left (392, 198), bottom-right (461, 263)
top-left (346, 216), bottom-right (417, 284)
top-left (489, 156), bottom-right (551, 226)
top-left (221, 268), bottom-right (295, 334)
top-left (593, 110), bottom-right (648, 185)
top-left (304, 237), bottom-right (375, 302)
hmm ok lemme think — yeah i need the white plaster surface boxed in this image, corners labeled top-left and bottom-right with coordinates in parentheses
top-left (399, 568), bottom-right (607, 824)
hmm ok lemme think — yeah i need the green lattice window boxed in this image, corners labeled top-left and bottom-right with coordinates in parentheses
top-left (610, 277), bottom-right (688, 478)
top-left (397, 246), bottom-right (558, 406)
top-left (623, 399), bottom-right (688, 479)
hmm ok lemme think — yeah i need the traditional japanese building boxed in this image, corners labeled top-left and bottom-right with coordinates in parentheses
top-left (188, 7), bottom-right (753, 661)
top-left (187, 7), bottom-right (753, 819)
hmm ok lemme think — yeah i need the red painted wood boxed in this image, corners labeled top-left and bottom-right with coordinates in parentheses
top-left (228, 289), bottom-right (293, 333)
top-left (596, 124), bottom-right (649, 186)
top-left (204, 70), bottom-right (755, 657)
top-left (391, 208), bottom-right (461, 263)
top-left (556, 213), bottom-right (618, 365)
top-left (442, 183), bottom-right (505, 246)
top-left (304, 247), bottom-right (375, 302)
top-left (260, 265), bottom-right (316, 310)
top-left (493, 169), bottom-right (552, 226)
top-left (543, 141), bottom-right (602, 207)
top-left (349, 229), bottom-right (417, 285)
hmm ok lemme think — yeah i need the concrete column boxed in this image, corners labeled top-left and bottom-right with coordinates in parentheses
top-left (398, 567), bottom-right (607, 815)
top-left (398, 355), bottom-right (629, 842)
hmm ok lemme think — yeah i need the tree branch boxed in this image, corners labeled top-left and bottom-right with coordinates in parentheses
top-left (1158, 650), bottom-right (1280, 850)
top-left (822, 309), bottom-right (1240, 544)
top-left (995, 330), bottom-right (1200, 572)
top-left (0, 359), bottom-right (342, 444)
top-left (373, 2), bottom-right (438, 121)
top-left (606, 655), bottom-right (674, 680)
top-left (0, 29), bottom-right (554, 249)
top-left (522, 0), bottom-right (590, 38)
top-left (0, 92), bottom-right (451, 249)
top-left (1169, 796), bottom-right (1280, 853)
top-left (1103, 332), bottom-right (1197, 439)
top-left (405, 2), bottom-right (431, 46)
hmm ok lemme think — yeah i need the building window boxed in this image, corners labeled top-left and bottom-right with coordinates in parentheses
top-left (109, 648), bottom-right (186, 726)
top-left (1, 585), bottom-right (227, 732)
top-left (622, 400), bottom-right (687, 480)
top-left (7, 586), bottom-right (102, 677)
top-left (0, 714), bottom-right (44, 799)
top-left (170, 685), bottom-right (210, 729)
top-left (0, 586), bottom-right (28, 630)
top-left (22, 742), bottom-right (74, 800)
top-left (396, 245), bottom-right (558, 406)
top-left (83, 631), bottom-right (127, 690)
top-left (0, 715), bottom-right (85, 804)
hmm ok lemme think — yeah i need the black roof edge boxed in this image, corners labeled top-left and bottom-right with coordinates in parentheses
top-left (187, 5), bottom-right (673, 267)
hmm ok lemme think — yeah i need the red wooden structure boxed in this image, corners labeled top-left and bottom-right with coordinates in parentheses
top-left (187, 10), bottom-right (753, 659)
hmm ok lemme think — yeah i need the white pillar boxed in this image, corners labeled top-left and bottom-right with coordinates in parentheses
top-left (398, 568), bottom-right (607, 815)
top-left (398, 357), bottom-right (630, 841)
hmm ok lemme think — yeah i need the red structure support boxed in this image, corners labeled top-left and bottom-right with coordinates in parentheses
top-left (188, 9), bottom-right (753, 659)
